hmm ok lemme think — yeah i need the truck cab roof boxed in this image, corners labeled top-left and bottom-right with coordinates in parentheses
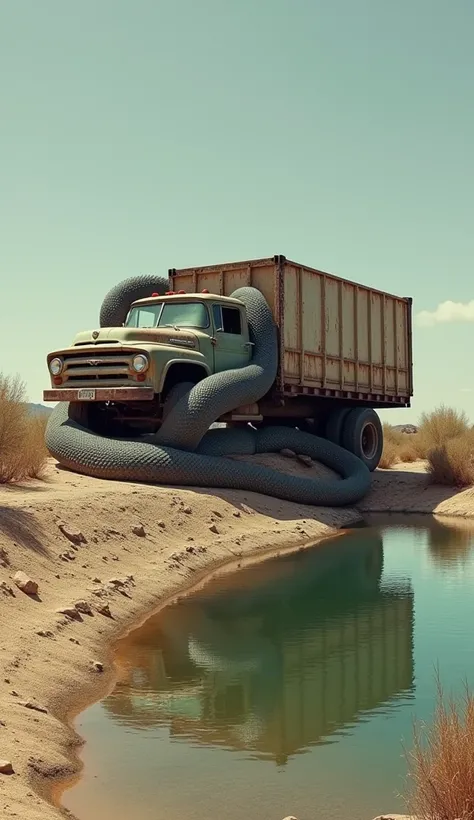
top-left (130, 292), bottom-right (245, 309)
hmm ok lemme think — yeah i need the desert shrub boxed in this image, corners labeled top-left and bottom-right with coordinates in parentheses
top-left (405, 678), bottom-right (474, 820)
top-left (398, 432), bottom-right (427, 462)
top-left (379, 433), bottom-right (400, 469)
top-left (383, 423), bottom-right (404, 446)
top-left (427, 432), bottom-right (474, 488)
top-left (419, 405), bottom-right (470, 450)
top-left (0, 373), bottom-right (48, 483)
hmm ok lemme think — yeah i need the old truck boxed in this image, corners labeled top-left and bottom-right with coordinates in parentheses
top-left (43, 255), bottom-right (413, 471)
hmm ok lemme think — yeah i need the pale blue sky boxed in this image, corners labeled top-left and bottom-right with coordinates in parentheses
top-left (1, 0), bottom-right (473, 422)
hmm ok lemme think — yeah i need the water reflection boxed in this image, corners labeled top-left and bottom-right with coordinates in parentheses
top-left (104, 532), bottom-right (414, 763)
top-left (369, 513), bottom-right (474, 567)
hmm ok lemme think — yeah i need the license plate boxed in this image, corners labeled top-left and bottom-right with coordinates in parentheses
top-left (77, 389), bottom-right (96, 401)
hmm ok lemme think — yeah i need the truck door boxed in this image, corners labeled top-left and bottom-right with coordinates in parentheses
top-left (212, 304), bottom-right (252, 372)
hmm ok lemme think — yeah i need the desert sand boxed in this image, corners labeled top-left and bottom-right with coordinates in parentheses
top-left (1, 453), bottom-right (473, 820)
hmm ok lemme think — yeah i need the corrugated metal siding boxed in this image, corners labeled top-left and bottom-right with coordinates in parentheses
top-left (171, 256), bottom-right (413, 404)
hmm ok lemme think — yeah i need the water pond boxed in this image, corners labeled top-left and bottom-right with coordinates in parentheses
top-left (63, 514), bottom-right (474, 820)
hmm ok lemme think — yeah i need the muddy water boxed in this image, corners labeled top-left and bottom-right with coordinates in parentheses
top-left (63, 515), bottom-right (474, 820)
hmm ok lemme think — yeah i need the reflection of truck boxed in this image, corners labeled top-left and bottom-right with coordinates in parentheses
top-left (103, 533), bottom-right (415, 759)
top-left (106, 587), bottom-right (414, 761)
top-left (43, 256), bottom-right (413, 470)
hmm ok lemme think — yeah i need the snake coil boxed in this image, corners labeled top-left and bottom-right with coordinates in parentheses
top-left (45, 276), bottom-right (371, 506)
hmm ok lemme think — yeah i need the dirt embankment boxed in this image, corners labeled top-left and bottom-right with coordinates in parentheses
top-left (0, 455), bottom-right (473, 820)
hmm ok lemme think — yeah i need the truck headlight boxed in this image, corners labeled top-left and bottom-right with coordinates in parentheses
top-left (49, 357), bottom-right (63, 376)
top-left (131, 354), bottom-right (149, 373)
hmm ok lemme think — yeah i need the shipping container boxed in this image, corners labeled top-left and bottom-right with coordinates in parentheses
top-left (170, 255), bottom-right (413, 409)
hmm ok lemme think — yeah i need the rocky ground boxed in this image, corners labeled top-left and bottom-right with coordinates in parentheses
top-left (0, 453), bottom-right (472, 819)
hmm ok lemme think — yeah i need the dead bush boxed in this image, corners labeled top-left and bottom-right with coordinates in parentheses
top-left (379, 438), bottom-right (400, 469)
top-left (0, 373), bottom-right (48, 484)
top-left (419, 405), bottom-right (470, 450)
top-left (405, 677), bottom-right (474, 820)
top-left (427, 432), bottom-right (474, 488)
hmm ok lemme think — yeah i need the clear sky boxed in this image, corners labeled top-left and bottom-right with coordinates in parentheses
top-left (2, 0), bottom-right (473, 423)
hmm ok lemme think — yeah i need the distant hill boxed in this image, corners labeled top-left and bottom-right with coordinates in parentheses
top-left (26, 403), bottom-right (53, 417)
top-left (393, 424), bottom-right (418, 434)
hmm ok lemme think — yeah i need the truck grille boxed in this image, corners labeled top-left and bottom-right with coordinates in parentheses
top-left (61, 351), bottom-right (137, 386)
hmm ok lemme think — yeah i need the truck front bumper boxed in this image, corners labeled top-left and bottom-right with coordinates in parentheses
top-left (43, 387), bottom-right (155, 403)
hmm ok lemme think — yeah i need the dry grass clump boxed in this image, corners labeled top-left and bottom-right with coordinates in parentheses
top-left (427, 432), bottom-right (474, 488)
top-left (419, 406), bottom-right (474, 487)
top-left (419, 405), bottom-right (470, 449)
top-left (405, 678), bottom-right (474, 820)
top-left (397, 435), bottom-right (425, 463)
top-left (382, 406), bottom-right (474, 486)
top-left (379, 423), bottom-right (403, 468)
top-left (0, 373), bottom-right (48, 484)
top-left (380, 423), bottom-right (423, 468)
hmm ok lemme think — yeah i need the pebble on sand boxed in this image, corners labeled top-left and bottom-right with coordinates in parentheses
top-left (13, 572), bottom-right (38, 596)
top-left (132, 524), bottom-right (146, 537)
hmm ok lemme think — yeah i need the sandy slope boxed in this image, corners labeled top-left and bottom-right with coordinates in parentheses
top-left (0, 455), bottom-right (473, 820)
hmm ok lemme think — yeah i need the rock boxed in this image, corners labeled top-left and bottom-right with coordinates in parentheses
top-left (36, 630), bottom-right (54, 638)
top-left (158, 520), bottom-right (166, 528)
top-left (0, 582), bottom-right (15, 597)
top-left (19, 700), bottom-right (48, 714)
top-left (13, 571), bottom-right (38, 596)
top-left (297, 453), bottom-right (313, 467)
top-left (96, 603), bottom-right (112, 618)
top-left (182, 506), bottom-right (192, 515)
top-left (280, 448), bottom-right (296, 458)
top-left (186, 545), bottom-right (196, 554)
top-left (0, 760), bottom-right (13, 775)
top-left (132, 524), bottom-right (146, 537)
top-left (108, 578), bottom-right (125, 588)
top-left (74, 600), bottom-right (93, 616)
top-left (56, 607), bottom-right (82, 621)
top-left (232, 511), bottom-right (241, 517)
top-left (58, 523), bottom-right (86, 545)
top-left (92, 661), bottom-right (104, 673)
top-left (209, 524), bottom-right (219, 534)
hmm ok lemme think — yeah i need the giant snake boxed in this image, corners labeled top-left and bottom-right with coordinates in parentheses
top-left (45, 275), bottom-right (371, 506)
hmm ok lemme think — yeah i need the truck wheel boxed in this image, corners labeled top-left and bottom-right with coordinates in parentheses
top-left (325, 407), bottom-right (351, 445)
top-left (162, 382), bottom-right (196, 421)
top-left (341, 408), bottom-right (383, 472)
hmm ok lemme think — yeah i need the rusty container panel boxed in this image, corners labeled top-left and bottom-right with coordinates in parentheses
top-left (281, 260), bottom-right (412, 403)
top-left (170, 256), bottom-right (413, 405)
top-left (171, 258), bottom-right (280, 318)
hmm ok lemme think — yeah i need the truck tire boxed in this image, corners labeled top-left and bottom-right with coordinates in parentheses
top-left (162, 382), bottom-right (196, 421)
top-left (325, 407), bottom-right (351, 445)
top-left (341, 407), bottom-right (383, 472)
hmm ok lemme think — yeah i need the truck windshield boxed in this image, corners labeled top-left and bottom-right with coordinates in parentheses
top-left (126, 301), bottom-right (209, 329)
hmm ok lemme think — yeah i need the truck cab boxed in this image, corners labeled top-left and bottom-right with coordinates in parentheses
top-left (43, 291), bottom-right (260, 435)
